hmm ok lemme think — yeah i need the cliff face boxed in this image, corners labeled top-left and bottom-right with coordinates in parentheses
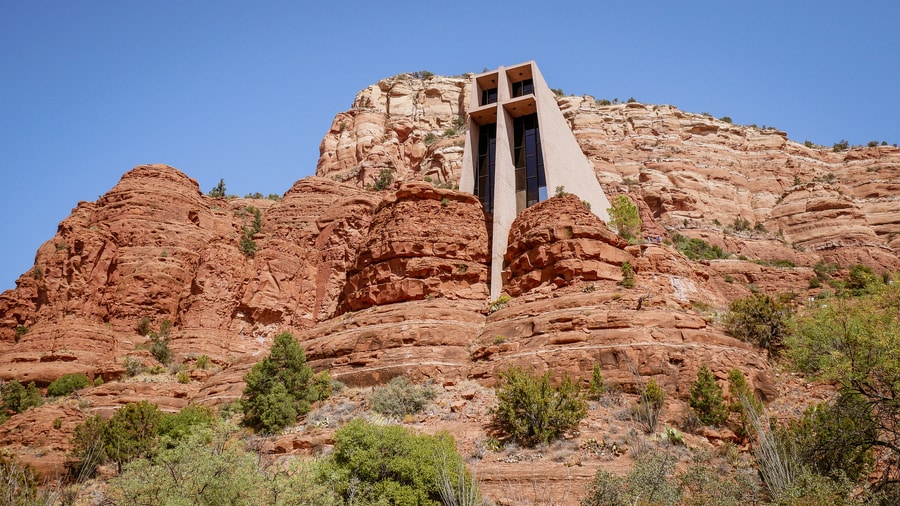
top-left (1, 72), bottom-right (897, 482)
top-left (318, 76), bottom-right (900, 270)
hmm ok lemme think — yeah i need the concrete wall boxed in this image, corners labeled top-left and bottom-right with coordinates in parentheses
top-left (462, 61), bottom-right (612, 298)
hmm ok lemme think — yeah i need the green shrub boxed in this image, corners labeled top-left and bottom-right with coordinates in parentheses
top-left (370, 168), bottom-right (395, 190)
top-left (136, 316), bottom-right (152, 336)
top-left (47, 373), bottom-right (90, 397)
top-left (0, 453), bottom-right (42, 504)
top-left (832, 140), bottom-right (849, 152)
top-left (846, 263), bottom-right (880, 294)
top-left (620, 261), bottom-right (635, 288)
top-left (208, 178), bottom-right (227, 197)
top-left (672, 233), bottom-right (728, 260)
top-left (785, 284), bottom-right (900, 493)
top-left (370, 376), bottom-right (436, 418)
top-left (632, 378), bottom-right (666, 433)
top-left (607, 194), bottom-right (641, 243)
top-left (109, 422), bottom-right (335, 505)
top-left (1, 380), bottom-right (42, 414)
top-left (493, 366), bottom-right (586, 446)
top-left (176, 371), bottom-right (190, 384)
top-left (733, 217), bottom-right (751, 231)
top-left (689, 366), bottom-right (728, 426)
top-left (723, 294), bottom-right (790, 356)
top-left (71, 402), bottom-right (217, 477)
top-left (587, 364), bottom-right (608, 401)
top-left (727, 369), bottom-right (761, 437)
top-left (320, 418), bottom-right (474, 506)
top-left (195, 354), bottom-right (211, 370)
top-left (103, 401), bottom-right (164, 470)
top-left (148, 320), bottom-right (173, 365)
top-left (242, 332), bottom-right (328, 433)
top-left (238, 206), bottom-right (262, 258)
top-left (787, 391), bottom-right (875, 482)
top-left (123, 356), bottom-right (144, 377)
top-left (157, 404), bottom-right (216, 448)
top-left (581, 469), bottom-right (627, 506)
top-left (583, 451), bottom-right (681, 506)
top-left (14, 325), bottom-right (28, 342)
top-left (488, 294), bottom-right (511, 314)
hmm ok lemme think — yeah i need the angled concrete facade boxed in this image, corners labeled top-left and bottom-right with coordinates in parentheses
top-left (461, 61), bottom-right (612, 298)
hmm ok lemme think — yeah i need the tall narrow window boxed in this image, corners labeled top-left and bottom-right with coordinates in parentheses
top-left (512, 79), bottom-right (534, 97)
top-left (481, 87), bottom-right (498, 105)
top-left (475, 123), bottom-right (497, 213)
top-left (513, 113), bottom-right (546, 212)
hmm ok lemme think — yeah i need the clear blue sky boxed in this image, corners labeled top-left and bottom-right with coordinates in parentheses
top-left (2, 1), bottom-right (898, 290)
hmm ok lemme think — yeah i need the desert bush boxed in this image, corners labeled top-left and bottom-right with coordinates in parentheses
top-left (123, 356), bottom-right (144, 377)
top-left (581, 469), bottom-right (627, 506)
top-left (141, 319), bottom-right (173, 365)
top-left (47, 373), bottom-right (90, 397)
top-left (787, 391), bottom-right (875, 482)
top-left (742, 394), bottom-right (800, 501)
top-left (678, 451), bottom-right (763, 505)
top-left (102, 401), bottom-right (164, 470)
top-left (493, 366), bottom-right (586, 446)
top-left (320, 418), bottom-right (473, 506)
top-left (607, 194), bottom-right (641, 243)
top-left (832, 140), bottom-right (850, 152)
top-left (727, 369), bottom-right (761, 437)
top-left (786, 283), bottom-right (900, 495)
top-left (586, 364), bottom-right (608, 401)
top-left (632, 378), bottom-right (666, 433)
top-left (370, 376), bottom-right (436, 417)
top-left (583, 450), bottom-right (681, 506)
top-left (108, 422), bottom-right (336, 506)
top-left (0, 453), bottom-right (43, 505)
top-left (846, 263), bottom-right (880, 294)
top-left (69, 401), bottom-right (163, 475)
top-left (723, 294), bottom-right (791, 356)
top-left (1, 380), bottom-right (42, 414)
top-left (620, 261), bottom-right (635, 288)
top-left (689, 366), bottom-right (728, 426)
top-left (370, 168), bottom-right (395, 190)
top-left (195, 354), bottom-right (211, 369)
top-left (208, 178), bottom-right (227, 197)
top-left (671, 233), bottom-right (728, 260)
top-left (242, 332), bottom-right (329, 434)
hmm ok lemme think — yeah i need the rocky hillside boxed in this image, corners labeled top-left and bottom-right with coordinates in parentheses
top-left (1, 72), bottom-right (897, 500)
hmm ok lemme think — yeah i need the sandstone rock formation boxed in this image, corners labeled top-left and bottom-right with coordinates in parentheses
top-left (1, 71), bottom-right (897, 489)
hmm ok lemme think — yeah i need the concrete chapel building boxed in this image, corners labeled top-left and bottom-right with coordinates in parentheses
top-left (460, 61), bottom-right (612, 298)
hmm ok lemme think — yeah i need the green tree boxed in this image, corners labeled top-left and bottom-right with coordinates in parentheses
top-left (208, 178), bottom-right (227, 198)
top-left (689, 366), bottom-right (728, 426)
top-left (47, 373), bottom-right (90, 397)
top-left (587, 364), bottom-right (608, 401)
top-left (1, 380), bottom-right (42, 414)
top-left (786, 282), bottom-right (900, 497)
top-left (103, 401), bottom-right (163, 470)
top-left (493, 366), bottom-right (586, 446)
top-left (607, 194), bottom-right (642, 243)
top-left (787, 391), bottom-right (876, 482)
top-left (723, 294), bottom-right (791, 356)
top-left (242, 332), bottom-right (329, 433)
